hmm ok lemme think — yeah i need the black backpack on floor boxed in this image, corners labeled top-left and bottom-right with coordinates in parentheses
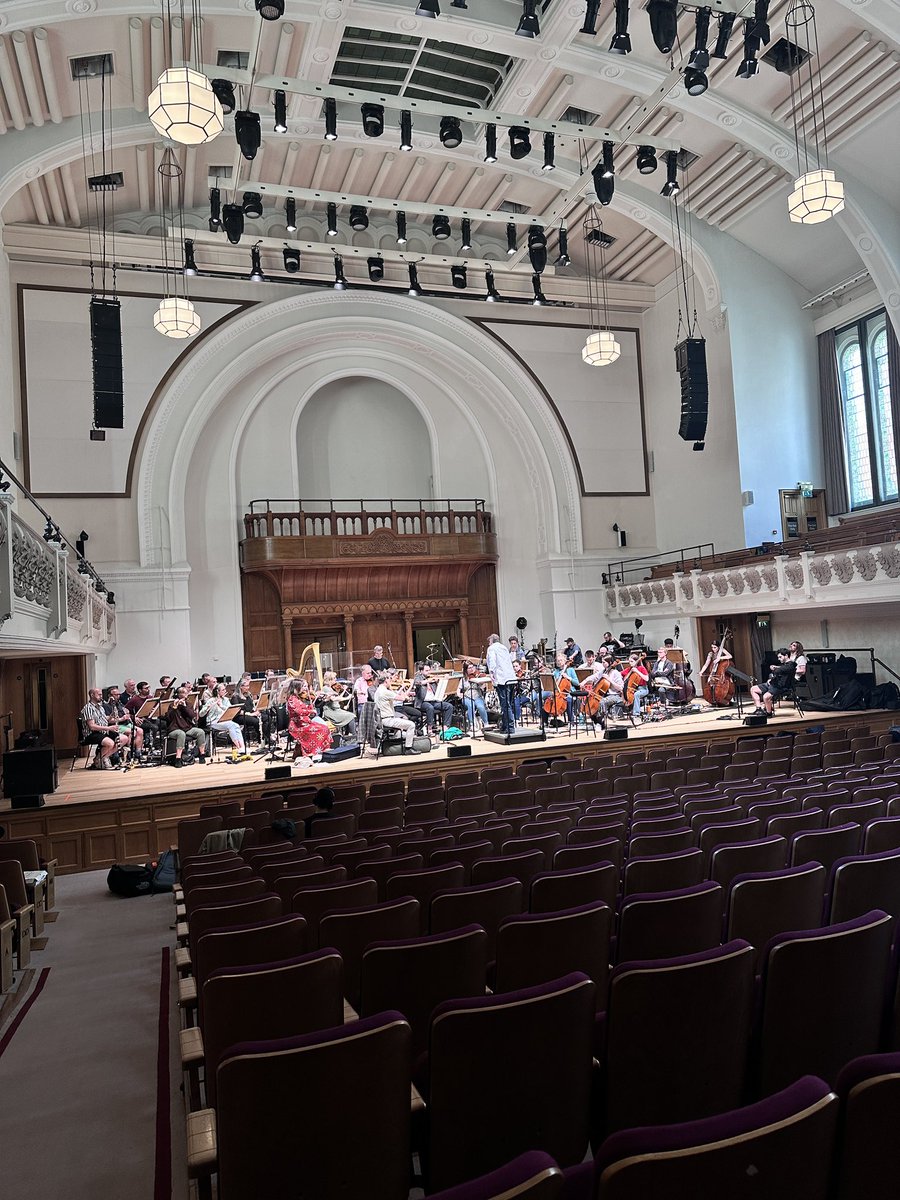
top-left (107, 863), bottom-right (154, 897)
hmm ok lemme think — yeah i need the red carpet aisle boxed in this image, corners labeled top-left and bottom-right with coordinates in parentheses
top-left (0, 870), bottom-right (188, 1200)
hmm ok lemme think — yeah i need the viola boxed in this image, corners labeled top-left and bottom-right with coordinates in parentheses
top-left (543, 673), bottom-right (572, 717)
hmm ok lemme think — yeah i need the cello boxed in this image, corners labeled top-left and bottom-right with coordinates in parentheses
top-left (702, 630), bottom-right (736, 707)
top-left (543, 671), bottom-right (572, 718)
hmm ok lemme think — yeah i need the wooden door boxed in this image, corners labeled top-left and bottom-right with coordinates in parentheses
top-left (0, 654), bottom-right (87, 753)
top-left (780, 488), bottom-right (827, 540)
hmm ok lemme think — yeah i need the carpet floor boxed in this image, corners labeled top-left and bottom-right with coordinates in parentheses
top-left (0, 870), bottom-right (188, 1200)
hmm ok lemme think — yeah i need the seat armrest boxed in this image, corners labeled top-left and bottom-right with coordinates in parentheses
top-left (342, 998), bottom-right (359, 1023)
top-left (176, 921), bottom-right (189, 942)
top-left (43, 860), bottom-right (58, 911)
top-left (174, 946), bottom-right (191, 972)
top-left (186, 1108), bottom-right (217, 1178)
top-left (180, 1025), bottom-right (204, 1066)
top-left (178, 976), bottom-right (198, 1008)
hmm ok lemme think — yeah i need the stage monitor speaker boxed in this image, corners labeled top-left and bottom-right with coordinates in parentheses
top-left (604, 728), bottom-right (628, 741)
top-left (447, 743), bottom-right (472, 758)
top-left (264, 764), bottom-right (292, 782)
top-left (3, 746), bottom-right (57, 799)
top-left (321, 744), bottom-right (360, 764)
top-left (675, 337), bottom-right (708, 443)
top-left (482, 729), bottom-right (547, 746)
top-left (744, 712), bottom-right (768, 726)
top-left (90, 296), bottom-right (124, 429)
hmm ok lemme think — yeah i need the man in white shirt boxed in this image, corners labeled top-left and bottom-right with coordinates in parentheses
top-left (486, 633), bottom-right (518, 734)
top-left (374, 673), bottom-right (419, 751)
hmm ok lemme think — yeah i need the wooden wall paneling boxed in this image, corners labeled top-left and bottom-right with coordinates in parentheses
top-left (48, 655), bottom-right (88, 754)
top-left (241, 573), bottom-right (284, 670)
top-left (0, 658), bottom-right (30, 747)
top-left (466, 564), bottom-right (500, 656)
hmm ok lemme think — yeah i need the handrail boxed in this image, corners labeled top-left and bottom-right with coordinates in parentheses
top-left (247, 498), bottom-right (487, 513)
top-left (243, 499), bottom-right (495, 541)
top-left (604, 544), bottom-right (716, 585)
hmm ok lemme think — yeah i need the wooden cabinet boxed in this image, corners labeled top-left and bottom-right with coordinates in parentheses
top-left (779, 489), bottom-right (827, 542)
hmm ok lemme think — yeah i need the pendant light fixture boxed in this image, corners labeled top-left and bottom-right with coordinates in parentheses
top-left (785, 0), bottom-right (844, 224)
top-left (148, 0), bottom-right (223, 146)
top-left (153, 149), bottom-right (201, 339)
top-left (581, 207), bottom-right (620, 366)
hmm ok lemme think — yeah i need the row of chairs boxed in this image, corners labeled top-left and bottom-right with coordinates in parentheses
top-left (0, 838), bottom-right (56, 993)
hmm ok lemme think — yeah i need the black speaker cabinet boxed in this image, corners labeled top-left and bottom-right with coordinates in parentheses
top-left (744, 712), bottom-right (768, 726)
top-left (605, 728), bottom-right (628, 741)
top-left (90, 296), bottom-right (124, 429)
top-left (3, 746), bottom-right (58, 800)
top-left (264, 764), bottom-right (292, 782)
top-left (675, 337), bottom-right (708, 442)
top-left (447, 743), bottom-right (473, 758)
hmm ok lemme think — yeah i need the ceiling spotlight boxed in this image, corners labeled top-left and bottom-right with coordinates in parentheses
top-left (451, 0), bottom-right (468, 7)
top-left (485, 267), bottom-right (502, 302)
top-left (235, 110), bottom-right (261, 160)
top-left (285, 196), bottom-right (297, 232)
top-left (183, 238), bottom-right (198, 276)
top-left (211, 78), bottom-right (236, 114)
top-left (396, 211), bottom-right (408, 244)
top-left (509, 126), bottom-right (532, 160)
top-left (636, 145), bottom-right (658, 173)
top-left (222, 203), bottom-right (244, 244)
top-left (333, 256), bottom-right (348, 289)
top-left (506, 222), bottom-right (518, 255)
top-left (367, 256), bottom-right (385, 282)
top-left (648, 0), bottom-right (678, 54)
top-left (684, 65), bottom-right (708, 95)
top-left (484, 124), bottom-right (498, 163)
top-left (408, 263), bottom-right (423, 297)
top-left (451, 264), bottom-right (467, 289)
top-left (531, 274), bottom-right (548, 305)
top-left (361, 103), bottom-right (385, 138)
top-left (273, 90), bottom-right (287, 132)
top-left (400, 110), bottom-right (413, 151)
top-left (542, 132), bottom-right (555, 172)
top-left (440, 115), bottom-right (462, 149)
top-left (609, 0), bottom-right (632, 53)
top-left (249, 241), bottom-right (265, 282)
top-left (327, 202), bottom-right (338, 237)
top-left (256, 0), bottom-right (284, 17)
top-left (416, 0), bottom-right (440, 16)
top-left (690, 7), bottom-right (712, 69)
top-left (660, 150), bottom-right (680, 197)
top-left (592, 161), bottom-right (616, 206)
top-left (555, 227), bottom-right (571, 267)
top-left (324, 96), bottom-right (338, 140)
top-left (349, 205), bottom-right (369, 231)
top-left (242, 190), bottom-right (263, 218)
top-left (581, 0), bottom-right (601, 35)
top-left (283, 246), bottom-right (301, 273)
top-left (711, 12), bottom-right (736, 59)
top-left (735, 17), bottom-right (762, 77)
top-left (528, 224), bottom-right (547, 274)
top-left (601, 140), bottom-right (615, 178)
top-left (516, 0), bottom-right (540, 37)
top-left (208, 186), bottom-right (221, 232)
top-left (460, 217), bottom-right (472, 251)
top-left (432, 214), bottom-right (452, 240)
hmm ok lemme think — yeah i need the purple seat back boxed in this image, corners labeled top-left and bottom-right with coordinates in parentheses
top-left (426, 974), bottom-right (596, 1191)
top-left (290, 877), bottom-right (378, 944)
top-left (623, 848), bottom-right (704, 897)
top-left (385, 864), bottom-right (466, 933)
top-left (616, 882), bottom-right (724, 964)
top-left (835, 1052), bottom-right (900, 1200)
top-left (426, 1152), bottom-right (563, 1200)
top-left (708, 835), bottom-right (788, 893)
top-left (193, 914), bottom-right (308, 1009)
top-left (318, 896), bottom-right (421, 1008)
top-left (828, 849), bottom-right (900, 931)
top-left (430, 878), bottom-right (525, 964)
top-left (495, 903), bottom-right (612, 1009)
top-left (187, 894), bottom-right (282, 959)
top-left (216, 1013), bottom-right (412, 1200)
top-left (529, 862), bottom-right (618, 914)
top-left (726, 863), bottom-right (827, 973)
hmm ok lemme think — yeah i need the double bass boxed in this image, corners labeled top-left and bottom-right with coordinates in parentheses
top-left (702, 630), bottom-right (736, 707)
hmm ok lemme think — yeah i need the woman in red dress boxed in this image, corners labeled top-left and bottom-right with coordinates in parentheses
top-left (286, 679), bottom-right (333, 759)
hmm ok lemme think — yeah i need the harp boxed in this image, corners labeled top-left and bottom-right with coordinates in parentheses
top-left (286, 642), bottom-right (324, 691)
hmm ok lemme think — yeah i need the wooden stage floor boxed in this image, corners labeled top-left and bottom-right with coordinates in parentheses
top-left (2, 704), bottom-right (888, 874)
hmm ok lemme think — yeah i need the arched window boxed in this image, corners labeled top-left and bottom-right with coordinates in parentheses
top-left (835, 311), bottom-right (896, 509)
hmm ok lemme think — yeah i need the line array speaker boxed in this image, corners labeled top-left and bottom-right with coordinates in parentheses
top-left (90, 297), bottom-right (124, 429)
top-left (675, 336), bottom-right (708, 443)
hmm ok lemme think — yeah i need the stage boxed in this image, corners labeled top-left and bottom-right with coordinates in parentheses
top-left (1, 704), bottom-right (891, 874)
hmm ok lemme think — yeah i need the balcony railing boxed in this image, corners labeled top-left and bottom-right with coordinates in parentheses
top-left (243, 499), bottom-right (493, 541)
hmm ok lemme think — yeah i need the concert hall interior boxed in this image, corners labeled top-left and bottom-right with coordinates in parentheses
top-left (0, 0), bottom-right (899, 1194)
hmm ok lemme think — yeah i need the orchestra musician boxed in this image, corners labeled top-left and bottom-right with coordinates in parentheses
top-left (166, 687), bottom-right (207, 767)
top-left (124, 679), bottom-right (161, 745)
top-left (368, 645), bottom-right (391, 673)
top-left (230, 674), bottom-right (273, 744)
top-left (542, 652), bottom-right (581, 730)
top-left (354, 664), bottom-right (376, 708)
top-left (413, 664), bottom-right (453, 737)
top-left (104, 685), bottom-right (142, 764)
top-left (623, 652), bottom-right (650, 718)
top-left (750, 648), bottom-right (798, 715)
top-left (461, 662), bottom-right (490, 731)
top-left (286, 678), bottom-right (333, 760)
top-left (563, 637), bottom-right (584, 668)
top-left (80, 687), bottom-right (130, 770)
top-left (789, 640), bottom-right (808, 682)
top-left (650, 647), bottom-right (677, 707)
top-left (599, 632), bottom-right (622, 656)
top-left (319, 670), bottom-right (357, 743)
top-left (507, 636), bottom-right (526, 663)
top-left (699, 640), bottom-right (733, 678)
top-left (486, 633), bottom-right (518, 734)
top-left (200, 683), bottom-right (252, 762)
top-left (588, 654), bottom-right (626, 718)
top-left (374, 671), bottom-right (420, 752)
top-left (583, 650), bottom-right (597, 670)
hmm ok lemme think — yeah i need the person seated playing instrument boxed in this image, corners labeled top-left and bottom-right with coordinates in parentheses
top-left (286, 678), bottom-right (333, 760)
top-left (414, 664), bottom-right (453, 737)
top-left (166, 687), bottom-right (207, 767)
top-left (699, 640), bottom-right (733, 677)
top-left (507, 636), bottom-right (526, 663)
top-left (542, 652), bottom-right (581, 730)
top-left (354, 664), bottom-right (376, 708)
top-left (368, 645), bottom-right (391, 674)
top-left (461, 662), bottom-right (490, 732)
top-left (750, 649), bottom-right (797, 715)
top-left (81, 687), bottom-right (130, 769)
top-left (595, 655), bottom-right (626, 717)
top-left (319, 670), bottom-right (357, 743)
top-left (650, 647), bottom-right (677, 705)
top-left (201, 683), bottom-right (252, 762)
top-left (230, 674), bottom-right (273, 744)
top-left (563, 637), bottom-right (584, 668)
top-left (583, 650), bottom-right (596, 670)
top-left (623, 653), bottom-right (650, 718)
top-left (373, 672), bottom-right (420, 752)
top-left (104, 685), bottom-right (142, 765)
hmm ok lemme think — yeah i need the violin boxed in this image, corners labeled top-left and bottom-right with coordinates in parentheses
top-left (702, 629), bottom-right (736, 707)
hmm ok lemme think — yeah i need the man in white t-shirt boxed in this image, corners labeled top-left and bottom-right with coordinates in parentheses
top-left (374, 673), bottom-right (419, 751)
top-left (486, 633), bottom-right (518, 734)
